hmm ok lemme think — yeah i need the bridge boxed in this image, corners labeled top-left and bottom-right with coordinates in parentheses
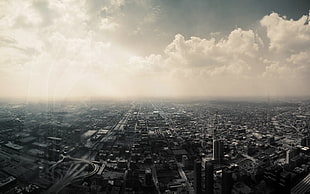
top-left (46, 155), bottom-right (99, 194)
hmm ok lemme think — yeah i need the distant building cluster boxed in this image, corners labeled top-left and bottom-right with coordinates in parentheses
top-left (0, 99), bottom-right (310, 193)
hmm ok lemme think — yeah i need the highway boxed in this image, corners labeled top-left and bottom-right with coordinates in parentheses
top-left (46, 105), bottom-right (135, 193)
top-left (46, 155), bottom-right (99, 194)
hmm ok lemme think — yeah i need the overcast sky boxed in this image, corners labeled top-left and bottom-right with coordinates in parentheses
top-left (0, 0), bottom-right (309, 99)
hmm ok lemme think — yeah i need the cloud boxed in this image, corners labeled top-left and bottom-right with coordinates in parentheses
top-left (128, 54), bottom-right (163, 74)
top-left (163, 28), bottom-right (263, 76)
top-left (0, 0), bottom-right (309, 98)
top-left (0, 0), bottom-right (129, 98)
top-left (125, 12), bottom-right (310, 96)
top-left (260, 12), bottom-right (310, 90)
top-left (143, 6), bottom-right (161, 24)
top-left (260, 12), bottom-right (310, 55)
top-left (99, 18), bottom-right (119, 30)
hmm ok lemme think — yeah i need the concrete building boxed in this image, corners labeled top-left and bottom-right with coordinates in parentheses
top-left (213, 140), bottom-right (224, 161)
top-left (205, 161), bottom-right (214, 194)
top-left (194, 160), bottom-right (202, 194)
top-left (222, 168), bottom-right (233, 194)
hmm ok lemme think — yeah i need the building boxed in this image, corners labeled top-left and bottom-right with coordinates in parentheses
top-left (0, 171), bottom-right (16, 192)
top-left (291, 172), bottom-right (310, 194)
top-left (4, 142), bottom-right (23, 152)
top-left (47, 137), bottom-right (62, 161)
top-left (194, 160), bottom-right (202, 194)
top-left (182, 155), bottom-right (189, 169)
top-left (232, 182), bottom-right (252, 194)
top-left (213, 140), bottom-right (224, 161)
top-left (144, 169), bottom-right (152, 186)
top-left (286, 148), bottom-right (299, 164)
top-left (301, 137), bottom-right (310, 147)
top-left (267, 136), bottom-right (275, 145)
top-left (278, 171), bottom-right (291, 194)
top-left (222, 168), bottom-right (233, 194)
top-left (263, 165), bottom-right (282, 189)
top-left (205, 161), bottom-right (214, 194)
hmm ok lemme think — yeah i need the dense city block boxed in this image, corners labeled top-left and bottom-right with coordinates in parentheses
top-left (0, 98), bottom-right (310, 194)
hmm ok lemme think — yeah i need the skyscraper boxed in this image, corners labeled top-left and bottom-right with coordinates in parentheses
top-left (222, 168), bottom-right (233, 194)
top-left (213, 140), bottom-right (224, 161)
top-left (205, 161), bottom-right (214, 194)
top-left (286, 148), bottom-right (299, 164)
top-left (194, 160), bottom-right (202, 194)
top-left (144, 169), bottom-right (152, 186)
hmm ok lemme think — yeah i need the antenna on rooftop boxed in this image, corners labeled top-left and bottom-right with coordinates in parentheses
top-left (267, 94), bottom-right (270, 128)
top-left (213, 111), bottom-right (218, 140)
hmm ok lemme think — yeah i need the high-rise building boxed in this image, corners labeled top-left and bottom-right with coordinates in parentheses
top-left (286, 148), bottom-right (299, 164)
top-left (144, 169), bottom-right (152, 186)
top-left (182, 155), bottom-right (189, 168)
top-left (213, 140), bottom-right (224, 161)
top-left (47, 136), bottom-right (62, 161)
top-left (222, 168), bottom-right (233, 194)
top-left (194, 160), bottom-right (202, 194)
top-left (301, 137), bottom-right (310, 147)
top-left (205, 161), bottom-right (214, 194)
top-left (279, 171), bottom-right (291, 194)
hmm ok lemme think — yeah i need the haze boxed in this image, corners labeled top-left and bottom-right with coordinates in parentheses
top-left (0, 0), bottom-right (309, 100)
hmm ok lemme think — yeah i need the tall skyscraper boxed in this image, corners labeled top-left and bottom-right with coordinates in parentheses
top-left (222, 168), bottom-right (233, 194)
top-left (194, 160), bottom-right (202, 194)
top-left (205, 161), bottom-right (214, 194)
top-left (213, 140), bottom-right (224, 161)
top-left (144, 169), bottom-right (152, 186)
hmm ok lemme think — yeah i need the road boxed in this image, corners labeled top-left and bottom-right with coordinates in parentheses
top-left (152, 102), bottom-right (194, 193)
top-left (177, 163), bottom-right (194, 194)
top-left (151, 165), bottom-right (161, 194)
top-left (46, 104), bottom-right (135, 193)
top-left (46, 155), bottom-right (99, 194)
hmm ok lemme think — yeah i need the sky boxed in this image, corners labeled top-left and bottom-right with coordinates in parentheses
top-left (0, 0), bottom-right (309, 100)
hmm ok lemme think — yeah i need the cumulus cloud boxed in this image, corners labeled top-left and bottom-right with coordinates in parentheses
top-left (260, 12), bottom-right (310, 55)
top-left (0, 0), bottom-right (309, 98)
top-left (128, 12), bottom-right (310, 97)
top-left (164, 28), bottom-right (263, 75)
top-left (260, 13), bottom-right (310, 91)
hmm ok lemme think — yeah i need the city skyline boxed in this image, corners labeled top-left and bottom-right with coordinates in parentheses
top-left (0, 0), bottom-right (309, 99)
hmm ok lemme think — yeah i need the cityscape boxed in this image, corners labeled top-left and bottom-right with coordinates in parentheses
top-left (0, 0), bottom-right (310, 193)
top-left (0, 98), bottom-right (310, 193)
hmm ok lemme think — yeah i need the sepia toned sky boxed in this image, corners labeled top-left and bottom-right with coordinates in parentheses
top-left (0, 0), bottom-right (309, 99)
